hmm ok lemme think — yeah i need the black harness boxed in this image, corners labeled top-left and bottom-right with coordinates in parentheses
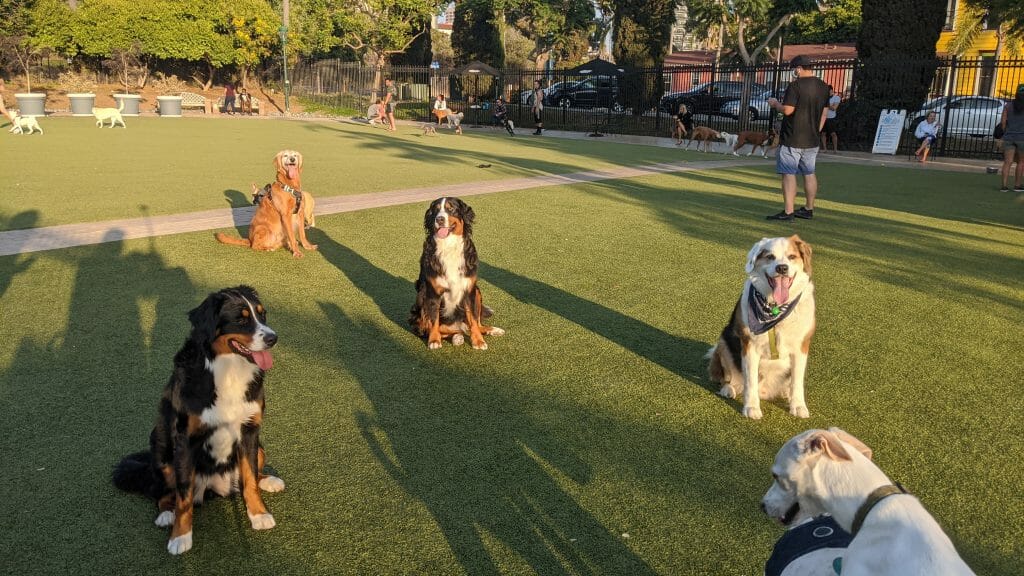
top-left (252, 180), bottom-right (303, 215)
top-left (765, 516), bottom-right (851, 576)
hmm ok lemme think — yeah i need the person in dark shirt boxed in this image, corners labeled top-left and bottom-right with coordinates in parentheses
top-left (673, 103), bottom-right (693, 145)
top-left (492, 97), bottom-right (514, 136)
top-left (765, 56), bottom-right (831, 220)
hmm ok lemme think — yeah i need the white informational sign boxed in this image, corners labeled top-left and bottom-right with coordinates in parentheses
top-left (871, 109), bottom-right (907, 155)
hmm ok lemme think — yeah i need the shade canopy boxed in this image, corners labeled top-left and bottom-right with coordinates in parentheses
top-left (451, 60), bottom-right (500, 77)
top-left (568, 58), bottom-right (626, 76)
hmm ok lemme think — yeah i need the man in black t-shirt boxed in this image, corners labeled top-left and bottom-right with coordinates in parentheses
top-left (765, 56), bottom-right (831, 221)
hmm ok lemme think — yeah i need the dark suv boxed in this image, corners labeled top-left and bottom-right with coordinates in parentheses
top-left (544, 77), bottom-right (621, 110)
top-left (660, 81), bottom-right (769, 116)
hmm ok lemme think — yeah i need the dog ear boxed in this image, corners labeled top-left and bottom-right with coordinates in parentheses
top-left (187, 291), bottom-right (226, 344)
top-left (459, 199), bottom-right (475, 233)
top-left (790, 235), bottom-right (813, 275)
top-left (423, 199), bottom-right (439, 234)
top-left (745, 238), bottom-right (772, 273)
top-left (827, 427), bottom-right (873, 460)
top-left (295, 152), bottom-right (303, 172)
top-left (803, 430), bottom-right (853, 461)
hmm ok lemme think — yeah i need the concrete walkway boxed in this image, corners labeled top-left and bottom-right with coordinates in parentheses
top-left (0, 157), bottom-right (755, 257)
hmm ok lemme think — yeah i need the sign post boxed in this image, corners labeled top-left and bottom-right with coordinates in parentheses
top-left (871, 109), bottom-right (906, 155)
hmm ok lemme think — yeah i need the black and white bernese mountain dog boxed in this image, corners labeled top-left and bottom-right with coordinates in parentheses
top-left (409, 197), bottom-right (504, 350)
top-left (113, 286), bottom-right (285, 555)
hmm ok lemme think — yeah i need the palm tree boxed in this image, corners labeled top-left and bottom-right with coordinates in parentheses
top-left (947, 1), bottom-right (1023, 63)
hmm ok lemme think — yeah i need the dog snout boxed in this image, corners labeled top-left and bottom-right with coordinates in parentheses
top-left (776, 264), bottom-right (789, 275)
top-left (435, 215), bottom-right (447, 227)
top-left (262, 331), bottom-right (278, 348)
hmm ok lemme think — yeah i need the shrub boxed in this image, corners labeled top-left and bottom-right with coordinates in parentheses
top-left (150, 73), bottom-right (190, 96)
top-left (57, 70), bottom-right (98, 94)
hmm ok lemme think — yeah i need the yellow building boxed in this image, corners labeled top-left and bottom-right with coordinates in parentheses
top-left (935, 0), bottom-right (1023, 98)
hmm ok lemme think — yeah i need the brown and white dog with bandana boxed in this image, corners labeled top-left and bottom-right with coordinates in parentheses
top-left (706, 235), bottom-right (815, 419)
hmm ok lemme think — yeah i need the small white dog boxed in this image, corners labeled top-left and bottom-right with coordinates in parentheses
top-left (93, 99), bottom-right (126, 128)
top-left (9, 112), bottom-right (43, 135)
top-left (707, 235), bottom-right (816, 419)
top-left (718, 131), bottom-right (738, 153)
top-left (763, 428), bottom-right (976, 576)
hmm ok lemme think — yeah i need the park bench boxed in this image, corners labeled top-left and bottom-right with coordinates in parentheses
top-left (214, 95), bottom-right (264, 115)
top-left (179, 92), bottom-right (209, 113)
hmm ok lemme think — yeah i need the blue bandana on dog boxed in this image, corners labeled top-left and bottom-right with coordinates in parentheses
top-left (765, 516), bottom-right (851, 576)
top-left (747, 286), bottom-right (802, 336)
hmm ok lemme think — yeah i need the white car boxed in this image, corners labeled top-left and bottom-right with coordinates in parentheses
top-left (908, 96), bottom-right (1007, 137)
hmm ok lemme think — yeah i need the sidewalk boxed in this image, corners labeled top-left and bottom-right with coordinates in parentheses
top-left (0, 157), bottom-right (753, 257)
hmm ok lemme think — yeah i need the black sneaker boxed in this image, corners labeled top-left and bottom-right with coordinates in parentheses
top-left (766, 211), bottom-right (795, 221)
top-left (1015, 186), bottom-right (1024, 193)
top-left (1000, 186), bottom-right (1010, 192)
top-left (794, 207), bottom-right (814, 219)
top-left (533, 130), bottom-right (542, 135)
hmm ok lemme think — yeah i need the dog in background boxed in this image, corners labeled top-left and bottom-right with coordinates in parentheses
top-left (421, 123), bottom-right (438, 136)
top-left (706, 235), bottom-right (816, 419)
top-left (763, 428), bottom-right (976, 575)
top-left (216, 150), bottom-right (318, 256)
top-left (731, 128), bottom-right (777, 157)
top-left (112, 286), bottom-right (285, 555)
top-left (684, 126), bottom-right (721, 152)
top-left (409, 197), bottom-right (504, 350)
top-left (93, 99), bottom-right (126, 128)
top-left (8, 111), bottom-right (43, 135)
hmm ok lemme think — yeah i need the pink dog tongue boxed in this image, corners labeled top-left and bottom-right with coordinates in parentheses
top-left (436, 227), bottom-right (450, 239)
top-left (773, 275), bottom-right (793, 304)
top-left (286, 165), bottom-right (298, 181)
top-left (251, 350), bottom-right (273, 371)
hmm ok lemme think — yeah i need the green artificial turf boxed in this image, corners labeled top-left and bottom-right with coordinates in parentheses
top-left (0, 133), bottom-right (1022, 575)
top-left (0, 116), bottom-right (717, 231)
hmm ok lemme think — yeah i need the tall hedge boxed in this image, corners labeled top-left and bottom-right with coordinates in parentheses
top-left (841, 0), bottom-right (947, 145)
top-left (451, 0), bottom-right (504, 68)
top-left (611, 0), bottom-right (675, 114)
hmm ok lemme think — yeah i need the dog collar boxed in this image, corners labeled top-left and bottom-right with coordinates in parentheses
top-left (850, 483), bottom-right (908, 537)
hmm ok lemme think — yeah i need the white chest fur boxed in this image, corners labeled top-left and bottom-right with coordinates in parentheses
top-left (434, 236), bottom-right (473, 318)
top-left (201, 355), bottom-right (262, 463)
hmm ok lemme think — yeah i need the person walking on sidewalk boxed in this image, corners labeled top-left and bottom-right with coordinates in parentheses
top-left (998, 85), bottom-right (1024, 192)
top-left (765, 56), bottom-right (831, 221)
top-left (531, 80), bottom-right (545, 135)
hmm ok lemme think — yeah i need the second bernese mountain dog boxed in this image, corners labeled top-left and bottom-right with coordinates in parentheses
top-left (409, 197), bottom-right (504, 350)
top-left (113, 286), bottom-right (285, 555)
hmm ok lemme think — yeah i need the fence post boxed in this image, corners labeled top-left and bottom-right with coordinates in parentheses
top-left (938, 56), bottom-right (956, 158)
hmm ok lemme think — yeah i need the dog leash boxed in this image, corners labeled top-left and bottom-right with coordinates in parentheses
top-left (850, 483), bottom-right (909, 537)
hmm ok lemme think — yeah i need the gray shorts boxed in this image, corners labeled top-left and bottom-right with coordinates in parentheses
top-left (386, 102), bottom-right (396, 113)
top-left (1003, 136), bottom-right (1023, 150)
top-left (776, 146), bottom-right (818, 176)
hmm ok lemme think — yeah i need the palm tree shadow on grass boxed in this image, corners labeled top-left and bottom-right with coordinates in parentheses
top-left (478, 262), bottom-right (711, 384)
top-left (0, 210), bottom-right (40, 299)
top-left (319, 301), bottom-right (660, 575)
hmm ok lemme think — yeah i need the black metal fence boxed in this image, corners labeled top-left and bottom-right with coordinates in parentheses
top-left (291, 57), bottom-right (1024, 160)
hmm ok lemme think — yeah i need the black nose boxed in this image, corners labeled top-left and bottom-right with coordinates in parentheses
top-left (435, 216), bottom-right (446, 224)
top-left (760, 502), bottom-right (767, 513)
top-left (776, 264), bottom-right (789, 275)
top-left (264, 332), bottom-right (278, 348)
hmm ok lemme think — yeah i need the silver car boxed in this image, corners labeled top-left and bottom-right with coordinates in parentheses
top-left (720, 89), bottom-right (785, 122)
top-left (908, 96), bottom-right (1007, 137)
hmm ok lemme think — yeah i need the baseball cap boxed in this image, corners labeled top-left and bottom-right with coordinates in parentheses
top-left (789, 55), bottom-right (812, 69)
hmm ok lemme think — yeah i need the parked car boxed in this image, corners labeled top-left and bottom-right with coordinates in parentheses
top-left (544, 77), bottom-right (621, 110)
top-left (720, 89), bottom-right (786, 122)
top-left (906, 96), bottom-right (1007, 137)
top-left (660, 81), bottom-right (770, 116)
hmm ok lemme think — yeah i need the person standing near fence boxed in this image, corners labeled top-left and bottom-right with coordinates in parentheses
top-left (765, 56), bottom-right (831, 221)
top-left (532, 80), bottom-right (545, 135)
top-left (820, 85), bottom-right (841, 153)
top-left (382, 78), bottom-right (398, 132)
top-left (998, 84), bottom-right (1024, 192)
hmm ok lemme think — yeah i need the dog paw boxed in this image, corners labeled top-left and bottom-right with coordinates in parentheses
top-left (155, 511), bottom-right (175, 527)
top-left (428, 341), bottom-right (442, 350)
top-left (259, 475), bottom-right (285, 492)
top-left (472, 340), bottom-right (488, 350)
top-left (790, 405), bottom-right (810, 419)
top-left (249, 513), bottom-right (276, 530)
top-left (718, 385), bottom-right (737, 399)
top-left (487, 326), bottom-right (505, 336)
top-left (291, 251), bottom-right (304, 259)
top-left (451, 334), bottom-right (465, 346)
top-left (742, 406), bottom-right (763, 420)
top-left (303, 244), bottom-right (318, 251)
top-left (167, 532), bottom-right (193, 555)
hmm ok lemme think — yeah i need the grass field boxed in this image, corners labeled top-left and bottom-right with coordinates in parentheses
top-left (0, 120), bottom-right (1022, 575)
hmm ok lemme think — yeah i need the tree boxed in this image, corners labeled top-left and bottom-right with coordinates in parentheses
top-left (0, 0), bottom-right (52, 92)
top-left (786, 0), bottom-right (860, 44)
top-left (841, 0), bottom-right (947, 145)
top-left (390, 15), bottom-right (433, 66)
top-left (451, 0), bottom-right (505, 68)
top-left (947, 0), bottom-right (1023, 64)
top-left (335, 0), bottom-right (438, 68)
top-left (687, 0), bottom-right (829, 66)
top-left (505, 0), bottom-right (595, 70)
top-left (612, 0), bottom-right (676, 113)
